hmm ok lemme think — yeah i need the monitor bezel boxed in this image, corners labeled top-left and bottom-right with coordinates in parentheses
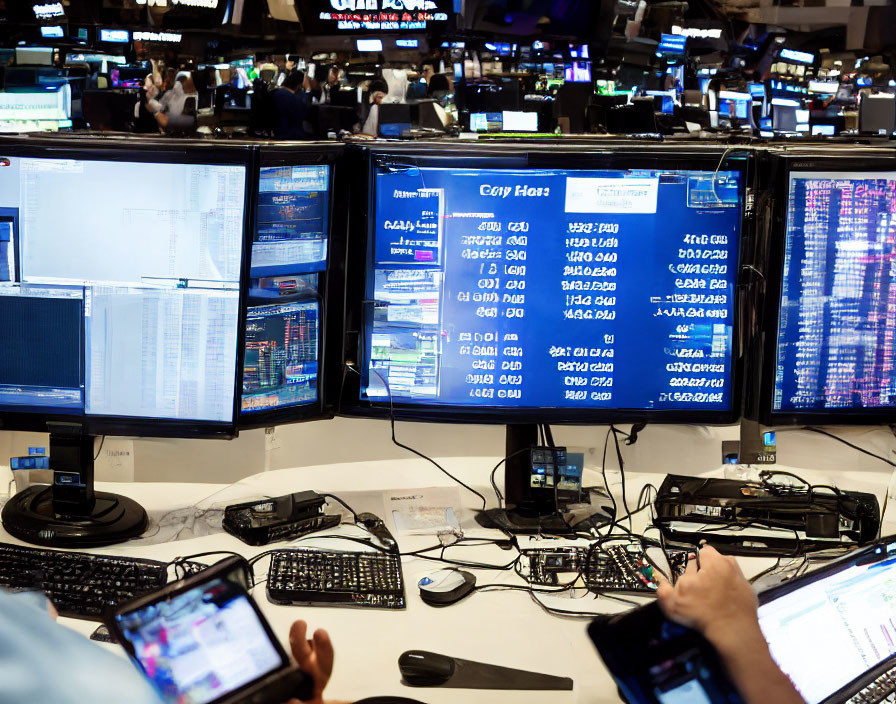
top-left (0, 136), bottom-right (256, 439)
top-left (762, 150), bottom-right (896, 426)
top-left (339, 142), bottom-right (750, 425)
top-left (238, 143), bottom-right (343, 430)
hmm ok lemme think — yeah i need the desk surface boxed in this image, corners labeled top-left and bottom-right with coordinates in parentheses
top-left (1, 459), bottom-right (893, 704)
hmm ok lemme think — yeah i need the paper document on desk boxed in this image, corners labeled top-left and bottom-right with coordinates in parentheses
top-left (385, 487), bottom-right (462, 535)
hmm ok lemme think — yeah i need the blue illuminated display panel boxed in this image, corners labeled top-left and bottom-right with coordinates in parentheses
top-left (242, 300), bottom-right (319, 413)
top-left (362, 165), bottom-right (742, 412)
top-left (775, 172), bottom-right (896, 412)
top-left (251, 165), bottom-right (329, 277)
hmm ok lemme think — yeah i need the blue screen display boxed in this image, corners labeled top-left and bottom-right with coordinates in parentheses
top-left (0, 221), bottom-right (12, 282)
top-left (775, 172), bottom-right (896, 412)
top-left (250, 165), bottom-right (329, 277)
top-left (362, 165), bottom-right (742, 412)
top-left (242, 300), bottom-right (318, 413)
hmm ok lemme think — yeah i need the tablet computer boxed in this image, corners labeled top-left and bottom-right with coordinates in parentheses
top-left (106, 556), bottom-right (312, 704)
top-left (588, 602), bottom-right (744, 704)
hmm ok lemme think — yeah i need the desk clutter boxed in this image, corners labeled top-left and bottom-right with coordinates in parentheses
top-left (0, 466), bottom-right (882, 622)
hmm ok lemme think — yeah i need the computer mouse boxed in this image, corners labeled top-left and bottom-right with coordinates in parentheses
top-left (417, 568), bottom-right (476, 607)
top-left (399, 650), bottom-right (456, 686)
top-left (354, 698), bottom-right (428, 704)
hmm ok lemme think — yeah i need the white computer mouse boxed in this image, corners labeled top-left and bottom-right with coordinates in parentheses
top-left (417, 568), bottom-right (476, 607)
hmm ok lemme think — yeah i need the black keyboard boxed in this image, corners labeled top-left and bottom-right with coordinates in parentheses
top-left (0, 541), bottom-right (167, 620)
top-left (266, 548), bottom-right (405, 609)
top-left (848, 665), bottom-right (896, 704)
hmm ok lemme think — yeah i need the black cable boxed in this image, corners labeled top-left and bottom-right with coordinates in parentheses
top-left (93, 436), bottom-right (106, 461)
top-left (489, 447), bottom-right (532, 508)
top-left (610, 426), bottom-right (633, 529)
top-left (363, 365), bottom-right (489, 510)
top-left (600, 428), bottom-right (620, 533)
top-left (320, 493), bottom-right (359, 522)
top-left (775, 427), bottom-right (896, 468)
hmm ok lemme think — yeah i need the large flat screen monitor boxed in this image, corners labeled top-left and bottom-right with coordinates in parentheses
top-left (0, 140), bottom-right (251, 437)
top-left (0, 136), bottom-right (253, 546)
top-left (240, 144), bottom-right (341, 429)
top-left (767, 153), bottom-right (896, 424)
top-left (342, 145), bottom-right (746, 423)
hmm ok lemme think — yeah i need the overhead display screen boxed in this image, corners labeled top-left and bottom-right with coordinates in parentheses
top-left (302, 0), bottom-right (452, 32)
top-left (360, 163), bottom-right (743, 414)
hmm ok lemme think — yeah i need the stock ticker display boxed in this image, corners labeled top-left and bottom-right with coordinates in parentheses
top-left (250, 165), bottom-right (329, 276)
top-left (361, 165), bottom-right (743, 412)
top-left (242, 300), bottom-right (319, 413)
top-left (775, 172), bottom-right (896, 412)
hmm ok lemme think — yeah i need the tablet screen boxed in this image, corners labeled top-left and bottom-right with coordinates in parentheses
top-left (114, 577), bottom-right (284, 704)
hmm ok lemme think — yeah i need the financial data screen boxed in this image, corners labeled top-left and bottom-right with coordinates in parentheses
top-left (361, 163), bottom-right (742, 412)
top-left (775, 172), bottom-right (896, 413)
top-left (0, 156), bottom-right (247, 424)
top-left (116, 577), bottom-right (283, 704)
top-left (758, 546), bottom-right (896, 703)
top-left (250, 165), bottom-right (329, 276)
top-left (242, 300), bottom-right (319, 413)
top-left (0, 220), bottom-right (12, 282)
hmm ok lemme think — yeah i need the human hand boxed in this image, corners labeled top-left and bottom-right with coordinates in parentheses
top-left (656, 544), bottom-right (762, 654)
top-left (284, 620), bottom-right (334, 704)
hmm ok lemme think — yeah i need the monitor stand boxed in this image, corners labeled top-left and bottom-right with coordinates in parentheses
top-left (1, 424), bottom-right (148, 548)
top-left (476, 424), bottom-right (612, 535)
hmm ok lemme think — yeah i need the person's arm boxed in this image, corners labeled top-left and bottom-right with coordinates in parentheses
top-left (656, 545), bottom-right (805, 704)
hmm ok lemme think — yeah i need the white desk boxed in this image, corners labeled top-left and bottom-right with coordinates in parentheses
top-left (2, 459), bottom-right (892, 704)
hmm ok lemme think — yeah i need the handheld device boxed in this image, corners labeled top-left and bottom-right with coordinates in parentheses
top-left (107, 556), bottom-right (312, 704)
top-left (588, 602), bottom-right (744, 703)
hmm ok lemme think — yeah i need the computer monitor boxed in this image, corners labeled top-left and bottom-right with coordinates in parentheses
top-left (771, 103), bottom-right (799, 132)
top-left (748, 83), bottom-right (766, 99)
top-left (377, 103), bottom-right (412, 137)
top-left (859, 94), bottom-right (896, 135)
top-left (809, 113), bottom-right (845, 136)
top-left (501, 111), bottom-right (538, 132)
top-left (342, 144), bottom-right (746, 521)
top-left (765, 153), bottom-right (896, 424)
top-left (342, 144), bottom-right (745, 425)
top-left (16, 47), bottom-right (54, 66)
top-left (0, 137), bottom-right (252, 546)
top-left (241, 145), bottom-right (342, 428)
top-left (646, 91), bottom-right (675, 115)
top-left (564, 62), bottom-right (592, 83)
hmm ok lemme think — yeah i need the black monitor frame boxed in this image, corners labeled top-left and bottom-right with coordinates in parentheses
top-left (760, 148), bottom-right (896, 426)
top-left (0, 135), bottom-right (257, 439)
top-left (339, 141), bottom-right (752, 425)
top-left (238, 142), bottom-right (344, 430)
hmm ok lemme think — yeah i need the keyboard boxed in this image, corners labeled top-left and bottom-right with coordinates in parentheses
top-left (266, 548), bottom-right (406, 609)
top-left (848, 665), bottom-right (896, 704)
top-left (0, 541), bottom-right (167, 620)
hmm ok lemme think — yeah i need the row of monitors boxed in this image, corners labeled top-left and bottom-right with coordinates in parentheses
top-left (1, 136), bottom-right (896, 439)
